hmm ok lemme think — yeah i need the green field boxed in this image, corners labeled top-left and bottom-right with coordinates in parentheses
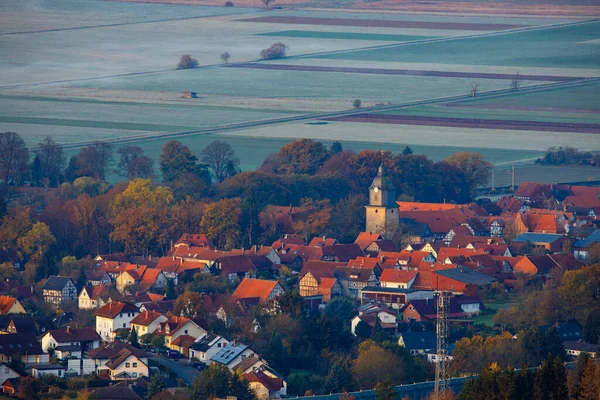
top-left (376, 104), bottom-right (600, 124)
top-left (449, 81), bottom-right (600, 111)
top-left (315, 22), bottom-right (600, 69)
top-left (259, 30), bottom-right (438, 42)
top-left (472, 301), bottom-right (517, 326)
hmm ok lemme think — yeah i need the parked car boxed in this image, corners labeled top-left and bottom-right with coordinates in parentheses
top-left (197, 363), bottom-right (208, 372)
top-left (167, 350), bottom-right (184, 359)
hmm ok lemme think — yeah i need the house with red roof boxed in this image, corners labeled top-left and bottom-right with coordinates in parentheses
top-left (95, 302), bottom-right (139, 342)
top-left (230, 278), bottom-right (285, 307)
top-left (129, 310), bottom-right (168, 338)
top-left (214, 254), bottom-right (257, 283)
top-left (115, 267), bottom-right (167, 294)
top-left (299, 261), bottom-right (343, 302)
top-left (401, 296), bottom-right (484, 323)
top-left (244, 369), bottom-right (287, 399)
top-left (173, 233), bottom-right (214, 250)
top-left (41, 326), bottom-right (101, 355)
top-left (334, 267), bottom-right (378, 299)
top-left (78, 285), bottom-right (111, 310)
top-left (0, 296), bottom-right (25, 315)
top-left (354, 232), bottom-right (383, 251)
top-left (89, 341), bottom-right (149, 380)
top-left (380, 269), bottom-right (419, 289)
top-left (153, 316), bottom-right (207, 347)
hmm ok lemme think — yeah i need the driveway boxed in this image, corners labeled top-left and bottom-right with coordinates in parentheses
top-left (151, 356), bottom-right (202, 386)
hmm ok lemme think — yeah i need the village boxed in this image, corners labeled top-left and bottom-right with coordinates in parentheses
top-left (0, 160), bottom-right (599, 399)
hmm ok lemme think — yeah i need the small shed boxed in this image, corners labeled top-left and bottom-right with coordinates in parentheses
top-left (183, 92), bottom-right (197, 99)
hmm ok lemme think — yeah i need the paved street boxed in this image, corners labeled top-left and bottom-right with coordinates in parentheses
top-left (151, 356), bottom-right (201, 387)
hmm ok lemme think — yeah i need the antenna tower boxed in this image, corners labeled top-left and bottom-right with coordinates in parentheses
top-left (434, 291), bottom-right (450, 396)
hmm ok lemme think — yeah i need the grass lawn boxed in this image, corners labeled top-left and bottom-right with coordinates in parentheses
top-left (472, 301), bottom-right (517, 327)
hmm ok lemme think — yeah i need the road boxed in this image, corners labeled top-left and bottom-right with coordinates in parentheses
top-left (151, 356), bottom-right (201, 387)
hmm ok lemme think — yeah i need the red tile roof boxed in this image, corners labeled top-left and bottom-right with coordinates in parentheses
top-left (380, 269), bottom-right (418, 284)
top-left (230, 278), bottom-right (282, 304)
top-left (354, 232), bottom-right (382, 251)
top-left (129, 310), bottom-right (164, 327)
top-left (45, 327), bottom-right (101, 343)
top-left (174, 233), bottom-right (213, 249)
top-left (95, 302), bottom-right (139, 319)
top-left (243, 371), bottom-right (284, 392)
top-left (0, 296), bottom-right (19, 315)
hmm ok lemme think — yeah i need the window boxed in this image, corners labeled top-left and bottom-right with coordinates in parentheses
top-left (126, 363), bottom-right (130, 368)
top-left (133, 362), bottom-right (137, 367)
top-left (123, 323), bottom-right (126, 328)
top-left (132, 372), bottom-right (138, 378)
top-left (184, 330), bottom-right (188, 334)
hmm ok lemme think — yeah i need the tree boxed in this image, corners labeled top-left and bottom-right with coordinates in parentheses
top-left (260, 42), bottom-right (288, 60)
top-left (355, 320), bottom-right (371, 339)
top-left (151, 335), bottom-right (166, 350)
top-left (578, 357), bottom-right (599, 400)
top-left (35, 136), bottom-right (65, 187)
top-left (511, 72), bottom-right (521, 91)
top-left (276, 139), bottom-right (329, 175)
top-left (353, 344), bottom-right (405, 389)
top-left (353, 99), bottom-right (362, 109)
top-left (177, 54), bottom-right (198, 69)
top-left (220, 52), bottom-right (230, 63)
top-left (201, 141), bottom-right (240, 183)
top-left (160, 140), bottom-right (210, 184)
top-left (18, 376), bottom-right (42, 400)
top-left (292, 198), bottom-right (332, 242)
top-left (200, 198), bottom-right (241, 250)
top-left (229, 373), bottom-right (256, 400)
top-left (192, 363), bottom-right (232, 399)
top-left (324, 297), bottom-right (357, 321)
top-left (173, 292), bottom-right (205, 318)
top-left (141, 333), bottom-right (153, 346)
top-left (165, 278), bottom-right (176, 300)
top-left (73, 141), bottom-right (113, 181)
top-left (0, 132), bottom-right (29, 185)
top-left (259, 0), bottom-right (275, 9)
top-left (76, 266), bottom-right (87, 290)
top-left (583, 309), bottom-right (600, 344)
top-left (116, 145), bottom-right (154, 180)
top-left (109, 179), bottom-right (174, 254)
top-left (129, 326), bottom-right (139, 348)
top-left (402, 146), bottom-right (413, 155)
top-left (18, 222), bottom-right (56, 263)
top-left (324, 357), bottom-right (356, 394)
top-left (146, 374), bottom-right (166, 400)
top-left (446, 152), bottom-right (492, 193)
top-left (375, 375), bottom-right (395, 400)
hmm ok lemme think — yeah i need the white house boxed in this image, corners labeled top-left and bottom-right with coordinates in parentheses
top-left (0, 363), bottom-right (19, 384)
top-left (0, 333), bottom-right (48, 364)
top-left (78, 285), bottom-right (109, 310)
top-left (27, 363), bottom-right (66, 378)
top-left (153, 316), bottom-right (207, 347)
top-left (41, 327), bottom-right (101, 354)
top-left (129, 310), bottom-right (168, 337)
top-left (379, 269), bottom-right (418, 289)
top-left (87, 341), bottom-right (150, 380)
top-left (42, 276), bottom-right (77, 305)
top-left (94, 302), bottom-right (139, 342)
top-left (351, 307), bottom-right (397, 336)
top-left (189, 334), bottom-right (229, 364)
top-left (210, 342), bottom-right (256, 371)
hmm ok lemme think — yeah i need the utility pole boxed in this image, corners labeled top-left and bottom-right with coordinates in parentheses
top-left (434, 290), bottom-right (450, 397)
top-left (511, 162), bottom-right (515, 191)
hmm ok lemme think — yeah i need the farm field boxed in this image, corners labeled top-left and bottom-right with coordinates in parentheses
top-left (259, 30), bottom-right (439, 42)
top-left (492, 164), bottom-right (600, 187)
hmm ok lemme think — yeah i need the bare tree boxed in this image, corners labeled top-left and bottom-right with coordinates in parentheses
top-left (470, 83), bottom-right (478, 97)
top-left (116, 145), bottom-right (154, 180)
top-left (511, 72), bottom-right (521, 91)
top-left (201, 140), bottom-right (240, 183)
top-left (220, 52), bottom-right (230, 64)
top-left (35, 136), bottom-right (65, 187)
top-left (353, 99), bottom-right (362, 109)
top-left (260, 0), bottom-right (275, 9)
top-left (177, 54), bottom-right (198, 69)
top-left (0, 132), bottom-right (29, 185)
top-left (260, 43), bottom-right (288, 60)
top-left (74, 141), bottom-right (113, 181)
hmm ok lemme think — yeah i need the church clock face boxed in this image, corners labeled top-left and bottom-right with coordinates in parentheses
top-left (374, 187), bottom-right (379, 192)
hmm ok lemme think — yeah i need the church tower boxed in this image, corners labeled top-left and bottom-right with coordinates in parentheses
top-left (365, 161), bottom-right (399, 237)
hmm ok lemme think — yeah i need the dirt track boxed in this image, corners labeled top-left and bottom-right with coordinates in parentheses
top-left (236, 16), bottom-right (524, 30)
top-left (326, 113), bottom-right (600, 134)
top-left (227, 63), bottom-right (582, 81)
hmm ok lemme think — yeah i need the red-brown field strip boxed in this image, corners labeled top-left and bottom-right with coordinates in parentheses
top-left (226, 63), bottom-right (582, 82)
top-left (441, 103), bottom-right (600, 114)
top-left (324, 114), bottom-right (600, 134)
top-left (236, 16), bottom-right (525, 30)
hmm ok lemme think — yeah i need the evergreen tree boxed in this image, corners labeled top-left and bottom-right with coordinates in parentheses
top-left (583, 309), bottom-right (600, 344)
top-left (497, 368), bottom-right (516, 400)
top-left (355, 320), bottom-right (371, 340)
top-left (402, 146), bottom-right (413, 155)
top-left (375, 375), bottom-right (395, 400)
top-left (145, 374), bottom-right (166, 400)
top-left (30, 155), bottom-right (42, 186)
top-left (165, 278), bottom-right (175, 300)
top-left (129, 326), bottom-right (139, 348)
top-left (229, 372), bottom-right (256, 400)
top-left (551, 356), bottom-right (568, 400)
top-left (76, 266), bottom-right (87, 291)
top-left (578, 358), bottom-right (599, 400)
top-left (515, 368), bottom-right (535, 400)
top-left (324, 357), bottom-right (356, 394)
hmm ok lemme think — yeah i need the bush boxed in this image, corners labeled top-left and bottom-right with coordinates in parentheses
top-left (260, 42), bottom-right (288, 60)
top-left (225, 1), bottom-right (234, 6)
top-left (353, 99), bottom-right (361, 109)
top-left (177, 54), bottom-right (199, 69)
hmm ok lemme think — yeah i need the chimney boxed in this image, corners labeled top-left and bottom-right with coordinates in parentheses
top-left (66, 326), bottom-right (71, 334)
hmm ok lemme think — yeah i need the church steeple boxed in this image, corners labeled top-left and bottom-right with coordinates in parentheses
top-left (365, 155), bottom-right (399, 237)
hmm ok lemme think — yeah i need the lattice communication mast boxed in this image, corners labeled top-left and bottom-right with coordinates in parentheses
top-left (434, 290), bottom-right (450, 396)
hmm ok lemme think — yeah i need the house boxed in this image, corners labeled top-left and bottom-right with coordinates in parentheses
top-left (398, 219), bottom-right (434, 244)
top-left (350, 306), bottom-right (397, 336)
top-left (87, 341), bottom-right (149, 380)
top-left (401, 296), bottom-right (484, 323)
top-left (41, 327), bottom-right (101, 354)
top-left (515, 182), bottom-right (553, 204)
top-left (574, 230), bottom-right (600, 260)
top-left (116, 268), bottom-right (167, 294)
top-left (0, 315), bottom-right (52, 336)
top-left (213, 255), bottom-right (257, 283)
top-left (230, 278), bottom-right (285, 309)
top-left (398, 331), bottom-right (437, 355)
top-left (413, 266), bottom-right (496, 294)
top-left (380, 269), bottom-right (419, 289)
top-left (244, 369), bottom-right (286, 400)
top-left (91, 385), bottom-right (143, 400)
top-left (210, 342), bottom-right (256, 370)
top-left (1, 378), bottom-right (20, 396)
top-left (78, 285), bottom-right (110, 310)
top-left (95, 302), bottom-right (140, 342)
top-left (563, 340), bottom-right (597, 359)
top-left (361, 286), bottom-right (433, 310)
top-left (0, 333), bottom-right (48, 364)
top-left (334, 267), bottom-right (378, 298)
top-left (233, 355), bottom-right (267, 375)
top-left (42, 276), bottom-right (77, 305)
top-left (189, 334), bottom-right (229, 365)
top-left (129, 310), bottom-right (168, 338)
top-left (155, 257), bottom-right (205, 285)
top-left (0, 364), bottom-right (19, 388)
top-left (298, 261), bottom-right (343, 302)
top-left (512, 232), bottom-right (567, 253)
top-left (173, 233), bottom-right (213, 250)
top-left (0, 296), bottom-right (26, 315)
top-left (512, 254), bottom-right (580, 277)
top-left (27, 363), bottom-right (66, 378)
top-left (153, 316), bottom-right (207, 347)
top-left (85, 270), bottom-right (112, 286)
top-left (355, 232), bottom-right (383, 252)
top-left (0, 248), bottom-right (21, 270)
top-left (321, 244), bottom-right (365, 262)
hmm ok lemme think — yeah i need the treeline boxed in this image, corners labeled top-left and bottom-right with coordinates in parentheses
top-left (458, 354), bottom-right (599, 400)
top-left (537, 146), bottom-right (600, 167)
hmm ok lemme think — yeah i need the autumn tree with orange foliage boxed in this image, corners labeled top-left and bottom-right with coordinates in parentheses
top-left (292, 197), bottom-right (332, 243)
top-left (200, 198), bottom-right (241, 250)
